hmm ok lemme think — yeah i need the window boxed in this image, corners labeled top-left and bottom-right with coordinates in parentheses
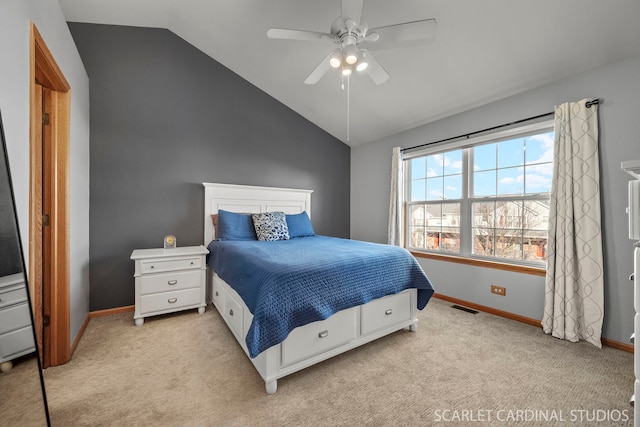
top-left (406, 121), bottom-right (554, 266)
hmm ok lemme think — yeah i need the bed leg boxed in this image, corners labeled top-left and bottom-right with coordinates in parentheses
top-left (198, 306), bottom-right (205, 314)
top-left (265, 380), bottom-right (277, 395)
top-left (409, 322), bottom-right (417, 332)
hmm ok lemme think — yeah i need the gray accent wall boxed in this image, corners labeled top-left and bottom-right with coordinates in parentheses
top-left (352, 55), bottom-right (640, 344)
top-left (68, 23), bottom-right (350, 311)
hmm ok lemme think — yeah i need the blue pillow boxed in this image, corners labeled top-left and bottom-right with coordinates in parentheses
top-left (286, 211), bottom-right (315, 238)
top-left (216, 210), bottom-right (257, 241)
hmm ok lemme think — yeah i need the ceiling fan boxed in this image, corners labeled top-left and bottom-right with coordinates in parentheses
top-left (266, 0), bottom-right (437, 85)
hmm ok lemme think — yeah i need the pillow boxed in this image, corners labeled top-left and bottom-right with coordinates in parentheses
top-left (251, 212), bottom-right (290, 241)
top-left (286, 211), bottom-right (315, 238)
top-left (216, 210), bottom-right (257, 241)
top-left (211, 214), bottom-right (218, 236)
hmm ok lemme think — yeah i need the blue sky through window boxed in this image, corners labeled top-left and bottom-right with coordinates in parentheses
top-left (410, 131), bottom-right (553, 202)
top-left (473, 131), bottom-right (554, 197)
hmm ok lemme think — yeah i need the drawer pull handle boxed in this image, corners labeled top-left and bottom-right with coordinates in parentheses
top-left (631, 273), bottom-right (635, 281)
top-left (190, 261), bottom-right (195, 265)
top-left (385, 309), bottom-right (393, 316)
top-left (168, 298), bottom-right (178, 304)
top-left (167, 280), bottom-right (177, 286)
top-left (215, 291), bottom-right (219, 296)
top-left (318, 330), bottom-right (328, 339)
top-left (229, 309), bottom-right (234, 316)
top-left (150, 265), bottom-right (155, 269)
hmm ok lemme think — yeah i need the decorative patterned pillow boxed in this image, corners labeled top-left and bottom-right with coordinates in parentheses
top-left (252, 212), bottom-right (290, 241)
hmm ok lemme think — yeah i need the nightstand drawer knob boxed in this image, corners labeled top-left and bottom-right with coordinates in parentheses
top-left (167, 280), bottom-right (177, 286)
top-left (318, 330), bottom-right (328, 338)
top-left (385, 309), bottom-right (393, 315)
top-left (229, 309), bottom-right (234, 316)
top-left (168, 298), bottom-right (178, 304)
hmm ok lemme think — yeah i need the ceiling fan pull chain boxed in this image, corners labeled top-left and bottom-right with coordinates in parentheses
top-left (347, 74), bottom-right (350, 142)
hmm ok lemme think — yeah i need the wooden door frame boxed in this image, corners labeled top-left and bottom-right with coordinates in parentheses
top-left (29, 22), bottom-right (71, 366)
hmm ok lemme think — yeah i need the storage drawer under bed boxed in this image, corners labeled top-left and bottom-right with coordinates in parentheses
top-left (360, 291), bottom-right (411, 335)
top-left (281, 307), bottom-right (358, 366)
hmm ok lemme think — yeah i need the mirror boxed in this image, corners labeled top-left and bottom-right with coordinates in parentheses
top-left (0, 109), bottom-right (50, 426)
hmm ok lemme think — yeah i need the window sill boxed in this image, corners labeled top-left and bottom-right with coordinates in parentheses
top-left (410, 251), bottom-right (546, 276)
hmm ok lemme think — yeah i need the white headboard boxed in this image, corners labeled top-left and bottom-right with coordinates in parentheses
top-left (203, 183), bottom-right (313, 244)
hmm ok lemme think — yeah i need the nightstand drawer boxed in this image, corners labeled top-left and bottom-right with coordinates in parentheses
top-left (0, 303), bottom-right (32, 335)
top-left (0, 287), bottom-right (28, 310)
top-left (0, 327), bottom-right (35, 359)
top-left (140, 270), bottom-right (202, 295)
top-left (140, 288), bottom-right (202, 314)
top-left (361, 291), bottom-right (411, 335)
top-left (140, 256), bottom-right (201, 274)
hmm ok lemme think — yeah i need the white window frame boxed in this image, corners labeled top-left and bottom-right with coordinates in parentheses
top-left (404, 119), bottom-right (554, 267)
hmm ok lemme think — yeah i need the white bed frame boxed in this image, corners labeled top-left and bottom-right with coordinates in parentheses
top-left (203, 182), bottom-right (418, 394)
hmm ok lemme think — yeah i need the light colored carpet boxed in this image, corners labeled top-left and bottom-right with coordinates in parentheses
top-left (0, 355), bottom-right (49, 426)
top-left (41, 298), bottom-right (634, 426)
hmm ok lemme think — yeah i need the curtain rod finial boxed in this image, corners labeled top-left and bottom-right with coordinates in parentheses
top-left (585, 98), bottom-right (600, 108)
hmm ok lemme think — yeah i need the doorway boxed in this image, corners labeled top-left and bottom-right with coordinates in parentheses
top-left (29, 23), bottom-right (71, 367)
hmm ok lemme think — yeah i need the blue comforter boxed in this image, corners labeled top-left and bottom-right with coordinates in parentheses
top-left (207, 235), bottom-right (434, 358)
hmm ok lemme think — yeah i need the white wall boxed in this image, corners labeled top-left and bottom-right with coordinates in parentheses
top-left (351, 55), bottom-right (640, 344)
top-left (0, 0), bottom-right (90, 343)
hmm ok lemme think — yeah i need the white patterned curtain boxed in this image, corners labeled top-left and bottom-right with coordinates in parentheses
top-left (542, 99), bottom-right (604, 348)
top-left (388, 147), bottom-right (404, 246)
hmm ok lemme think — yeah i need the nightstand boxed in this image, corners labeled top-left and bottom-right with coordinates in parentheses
top-left (130, 245), bottom-right (209, 326)
top-left (0, 273), bottom-right (36, 372)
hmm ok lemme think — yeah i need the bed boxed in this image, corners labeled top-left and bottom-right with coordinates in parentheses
top-left (203, 182), bottom-right (434, 394)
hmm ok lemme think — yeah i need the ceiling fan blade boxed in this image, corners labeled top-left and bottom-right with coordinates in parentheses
top-left (304, 52), bottom-right (333, 84)
top-left (359, 50), bottom-right (389, 85)
top-left (341, 0), bottom-right (364, 24)
top-left (267, 28), bottom-right (334, 42)
top-left (365, 19), bottom-right (437, 50)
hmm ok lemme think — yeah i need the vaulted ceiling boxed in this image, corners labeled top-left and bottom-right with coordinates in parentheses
top-left (59, 0), bottom-right (640, 146)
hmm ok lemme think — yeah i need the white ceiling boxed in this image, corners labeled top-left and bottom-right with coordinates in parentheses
top-left (59, 0), bottom-right (640, 147)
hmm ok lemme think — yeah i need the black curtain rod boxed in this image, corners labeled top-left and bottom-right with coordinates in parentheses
top-left (401, 98), bottom-right (600, 153)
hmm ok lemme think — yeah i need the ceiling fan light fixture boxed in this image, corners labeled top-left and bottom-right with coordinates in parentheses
top-left (344, 45), bottom-right (358, 65)
top-left (329, 48), bottom-right (342, 68)
top-left (342, 64), bottom-right (353, 76)
top-left (356, 51), bottom-right (369, 72)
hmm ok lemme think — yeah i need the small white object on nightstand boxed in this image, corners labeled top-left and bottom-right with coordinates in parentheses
top-left (130, 245), bottom-right (209, 326)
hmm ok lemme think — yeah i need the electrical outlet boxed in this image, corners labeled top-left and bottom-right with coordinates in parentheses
top-left (491, 285), bottom-right (506, 296)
